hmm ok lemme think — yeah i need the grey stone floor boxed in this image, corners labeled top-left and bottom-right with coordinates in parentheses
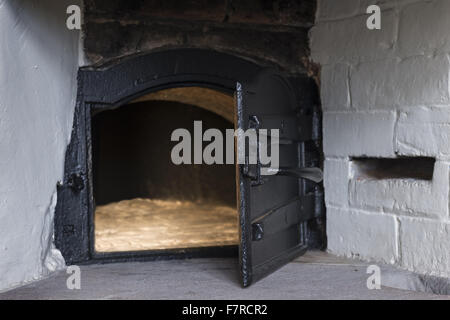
top-left (1, 252), bottom-right (449, 300)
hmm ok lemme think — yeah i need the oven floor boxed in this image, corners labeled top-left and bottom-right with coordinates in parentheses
top-left (94, 198), bottom-right (238, 252)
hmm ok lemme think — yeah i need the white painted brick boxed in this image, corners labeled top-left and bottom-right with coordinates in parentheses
top-left (349, 161), bottom-right (450, 219)
top-left (327, 207), bottom-right (398, 264)
top-left (359, 0), bottom-right (422, 12)
top-left (323, 111), bottom-right (396, 157)
top-left (310, 10), bottom-right (396, 65)
top-left (317, 0), bottom-right (421, 22)
top-left (320, 63), bottom-right (351, 111)
top-left (320, 64), bottom-right (350, 111)
top-left (317, 0), bottom-right (360, 22)
top-left (398, 0), bottom-right (450, 57)
top-left (315, 0), bottom-right (450, 279)
top-left (395, 107), bottom-right (450, 160)
top-left (399, 217), bottom-right (450, 278)
top-left (350, 55), bottom-right (450, 109)
top-left (324, 159), bottom-right (350, 207)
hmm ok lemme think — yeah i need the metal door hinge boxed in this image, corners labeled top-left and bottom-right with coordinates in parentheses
top-left (67, 173), bottom-right (85, 192)
top-left (243, 115), bottom-right (264, 186)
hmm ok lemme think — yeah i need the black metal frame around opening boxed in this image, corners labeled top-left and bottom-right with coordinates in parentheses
top-left (55, 48), bottom-right (322, 265)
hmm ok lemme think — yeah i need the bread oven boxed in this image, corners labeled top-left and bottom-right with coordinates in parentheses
top-left (54, 49), bottom-right (323, 286)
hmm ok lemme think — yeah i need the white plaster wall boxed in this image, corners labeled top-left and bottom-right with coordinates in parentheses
top-left (0, 0), bottom-right (81, 291)
top-left (311, 0), bottom-right (450, 278)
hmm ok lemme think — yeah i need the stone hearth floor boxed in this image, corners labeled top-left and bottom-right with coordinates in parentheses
top-left (1, 252), bottom-right (449, 300)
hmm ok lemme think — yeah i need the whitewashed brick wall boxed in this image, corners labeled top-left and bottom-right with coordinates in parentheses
top-left (311, 0), bottom-right (450, 278)
top-left (0, 0), bottom-right (81, 292)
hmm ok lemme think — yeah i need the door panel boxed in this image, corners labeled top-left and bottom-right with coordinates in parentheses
top-left (236, 69), bottom-right (320, 286)
top-left (250, 176), bottom-right (299, 217)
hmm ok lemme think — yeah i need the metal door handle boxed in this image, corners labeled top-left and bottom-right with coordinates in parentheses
top-left (263, 167), bottom-right (323, 183)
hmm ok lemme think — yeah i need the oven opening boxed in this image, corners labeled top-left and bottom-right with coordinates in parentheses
top-left (91, 87), bottom-right (238, 253)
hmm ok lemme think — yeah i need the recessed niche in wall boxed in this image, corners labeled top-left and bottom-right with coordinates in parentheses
top-left (350, 157), bottom-right (435, 181)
